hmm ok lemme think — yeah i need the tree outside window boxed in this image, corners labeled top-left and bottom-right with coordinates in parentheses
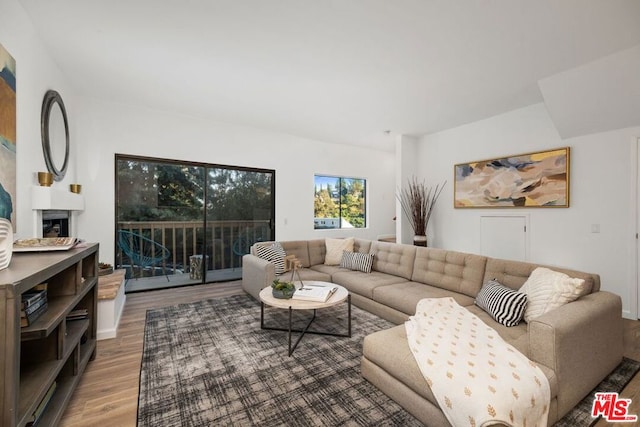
top-left (314, 175), bottom-right (366, 229)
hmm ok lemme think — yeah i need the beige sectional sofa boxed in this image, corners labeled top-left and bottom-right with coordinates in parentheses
top-left (242, 238), bottom-right (624, 426)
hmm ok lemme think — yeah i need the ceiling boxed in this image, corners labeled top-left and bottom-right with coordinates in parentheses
top-left (20, 0), bottom-right (640, 151)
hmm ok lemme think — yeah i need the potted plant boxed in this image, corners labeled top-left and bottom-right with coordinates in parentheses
top-left (397, 177), bottom-right (446, 246)
top-left (271, 279), bottom-right (296, 299)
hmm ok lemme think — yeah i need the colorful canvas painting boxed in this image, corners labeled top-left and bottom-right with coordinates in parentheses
top-left (454, 147), bottom-right (569, 208)
top-left (0, 43), bottom-right (16, 227)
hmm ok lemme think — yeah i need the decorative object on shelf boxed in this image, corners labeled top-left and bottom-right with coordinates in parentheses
top-left (41, 89), bottom-right (70, 182)
top-left (454, 147), bottom-right (570, 208)
top-left (13, 237), bottom-right (78, 252)
top-left (271, 278), bottom-right (296, 299)
top-left (0, 217), bottom-right (12, 270)
top-left (98, 262), bottom-right (113, 276)
top-left (397, 177), bottom-right (446, 247)
top-left (69, 183), bottom-right (82, 193)
top-left (0, 43), bottom-right (17, 229)
top-left (37, 171), bottom-right (53, 187)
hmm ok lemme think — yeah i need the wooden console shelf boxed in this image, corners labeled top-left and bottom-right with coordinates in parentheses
top-left (0, 243), bottom-right (98, 427)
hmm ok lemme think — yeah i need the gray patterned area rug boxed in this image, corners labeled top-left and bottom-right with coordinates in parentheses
top-left (138, 294), bottom-right (639, 427)
top-left (137, 294), bottom-right (423, 426)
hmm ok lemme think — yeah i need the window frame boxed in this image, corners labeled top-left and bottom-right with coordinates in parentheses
top-left (313, 174), bottom-right (367, 230)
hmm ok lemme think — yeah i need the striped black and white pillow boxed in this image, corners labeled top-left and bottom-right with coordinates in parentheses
top-left (340, 251), bottom-right (374, 273)
top-left (475, 279), bottom-right (527, 327)
top-left (255, 242), bottom-right (287, 274)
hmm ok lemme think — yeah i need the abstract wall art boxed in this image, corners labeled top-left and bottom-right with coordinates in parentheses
top-left (0, 43), bottom-right (16, 227)
top-left (454, 147), bottom-right (570, 208)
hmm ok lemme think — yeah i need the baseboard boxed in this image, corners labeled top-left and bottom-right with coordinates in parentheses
top-left (97, 278), bottom-right (126, 340)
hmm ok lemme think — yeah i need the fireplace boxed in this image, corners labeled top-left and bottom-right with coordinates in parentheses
top-left (31, 186), bottom-right (84, 238)
top-left (42, 210), bottom-right (70, 238)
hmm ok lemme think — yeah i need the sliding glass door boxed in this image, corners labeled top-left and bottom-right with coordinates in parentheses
top-left (115, 155), bottom-right (275, 291)
top-left (204, 167), bottom-right (273, 281)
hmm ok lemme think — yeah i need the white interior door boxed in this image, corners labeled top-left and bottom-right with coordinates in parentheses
top-left (480, 215), bottom-right (528, 261)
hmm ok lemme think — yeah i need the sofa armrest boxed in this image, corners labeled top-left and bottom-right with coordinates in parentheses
top-left (241, 254), bottom-right (275, 300)
top-left (528, 291), bottom-right (623, 416)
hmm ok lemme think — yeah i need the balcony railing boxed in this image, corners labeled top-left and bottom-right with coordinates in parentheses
top-left (116, 220), bottom-right (271, 277)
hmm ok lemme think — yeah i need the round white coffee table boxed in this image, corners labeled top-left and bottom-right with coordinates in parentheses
top-left (259, 281), bottom-right (351, 356)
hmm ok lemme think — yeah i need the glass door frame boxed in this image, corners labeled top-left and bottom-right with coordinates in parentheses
top-left (114, 153), bottom-right (276, 289)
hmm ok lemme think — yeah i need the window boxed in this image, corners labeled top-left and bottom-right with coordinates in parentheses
top-left (314, 175), bottom-right (366, 229)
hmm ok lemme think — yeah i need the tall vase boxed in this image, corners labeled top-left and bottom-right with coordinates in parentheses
top-left (0, 218), bottom-right (13, 270)
top-left (413, 235), bottom-right (427, 247)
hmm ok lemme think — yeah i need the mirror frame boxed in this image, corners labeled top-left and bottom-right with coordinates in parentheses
top-left (41, 90), bottom-right (70, 182)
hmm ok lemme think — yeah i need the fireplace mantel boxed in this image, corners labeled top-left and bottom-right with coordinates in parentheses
top-left (32, 186), bottom-right (85, 211)
top-left (31, 186), bottom-right (84, 237)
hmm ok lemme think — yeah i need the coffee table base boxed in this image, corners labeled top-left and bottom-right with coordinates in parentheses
top-left (260, 294), bottom-right (351, 356)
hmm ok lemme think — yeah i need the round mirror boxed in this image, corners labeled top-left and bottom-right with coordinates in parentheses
top-left (41, 90), bottom-right (69, 181)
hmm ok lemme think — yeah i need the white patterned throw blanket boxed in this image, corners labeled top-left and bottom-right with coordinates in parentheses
top-left (405, 298), bottom-right (550, 427)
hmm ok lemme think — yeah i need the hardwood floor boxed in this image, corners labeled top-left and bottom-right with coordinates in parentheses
top-left (60, 280), bottom-right (244, 427)
top-left (60, 282), bottom-right (640, 426)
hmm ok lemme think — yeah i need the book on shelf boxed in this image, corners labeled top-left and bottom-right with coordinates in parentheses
top-left (21, 289), bottom-right (47, 310)
top-left (21, 301), bottom-right (48, 327)
top-left (33, 282), bottom-right (48, 291)
top-left (22, 295), bottom-right (47, 317)
top-left (27, 381), bottom-right (57, 426)
top-left (66, 308), bottom-right (89, 321)
top-left (292, 285), bottom-right (339, 302)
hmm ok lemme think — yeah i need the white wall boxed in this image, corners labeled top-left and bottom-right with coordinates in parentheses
top-left (395, 134), bottom-right (419, 245)
top-left (1, 0), bottom-right (395, 273)
top-left (74, 97), bottom-right (396, 265)
top-left (418, 103), bottom-right (640, 319)
top-left (0, 0), bottom-right (78, 237)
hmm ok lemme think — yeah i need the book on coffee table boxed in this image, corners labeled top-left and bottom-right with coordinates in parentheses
top-left (292, 285), bottom-right (338, 302)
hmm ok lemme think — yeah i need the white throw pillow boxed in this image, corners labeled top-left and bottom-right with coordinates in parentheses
top-left (519, 267), bottom-right (589, 322)
top-left (324, 238), bottom-right (354, 265)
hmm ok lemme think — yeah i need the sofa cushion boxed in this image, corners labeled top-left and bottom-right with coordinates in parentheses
top-left (354, 238), bottom-right (372, 254)
top-left (279, 240), bottom-right (311, 267)
top-left (411, 247), bottom-right (487, 297)
top-left (464, 305), bottom-right (531, 358)
top-left (255, 242), bottom-right (286, 274)
top-left (324, 237), bottom-right (355, 265)
top-left (475, 280), bottom-right (527, 327)
top-left (483, 258), bottom-right (599, 293)
top-left (308, 264), bottom-right (345, 276)
top-left (332, 270), bottom-right (407, 299)
top-left (373, 282), bottom-right (475, 315)
top-left (519, 267), bottom-right (589, 322)
top-left (340, 251), bottom-right (374, 273)
top-left (277, 268), bottom-right (330, 283)
top-left (308, 239), bottom-right (327, 266)
top-left (363, 319), bottom-right (559, 412)
top-left (369, 241), bottom-right (416, 280)
top-left (363, 325), bottom-right (436, 404)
